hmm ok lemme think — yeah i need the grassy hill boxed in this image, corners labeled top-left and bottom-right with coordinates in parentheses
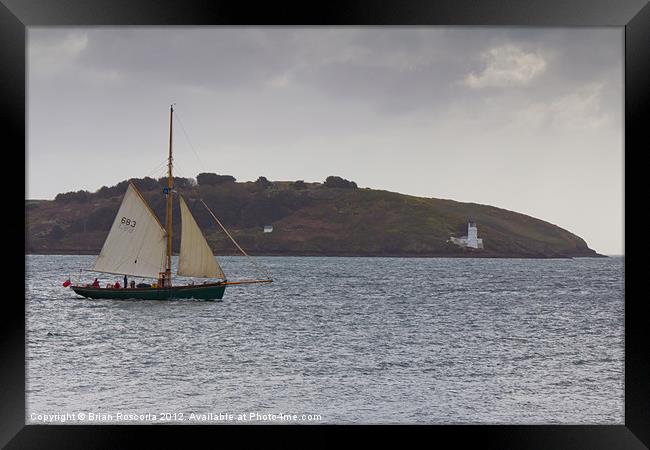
top-left (25, 176), bottom-right (602, 258)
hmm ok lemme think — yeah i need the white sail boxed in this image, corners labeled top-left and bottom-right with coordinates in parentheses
top-left (178, 196), bottom-right (226, 279)
top-left (92, 183), bottom-right (167, 279)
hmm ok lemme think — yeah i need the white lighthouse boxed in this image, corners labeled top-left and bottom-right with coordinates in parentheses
top-left (467, 221), bottom-right (479, 248)
top-left (448, 220), bottom-right (484, 249)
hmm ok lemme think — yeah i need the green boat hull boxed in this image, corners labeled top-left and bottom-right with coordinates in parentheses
top-left (71, 282), bottom-right (226, 301)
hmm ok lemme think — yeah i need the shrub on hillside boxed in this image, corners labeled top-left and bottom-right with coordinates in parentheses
top-left (255, 176), bottom-right (273, 189)
top-left (96, 180), bottom-right (129, 198)
top-left (324, 176), bottom-right (357, 189)
top-left (197, 173), bottom-right (236, 186)
top-left (130, 176), bottom-right (159, 191)
top-left (54, 190), bottom-right (92, 203)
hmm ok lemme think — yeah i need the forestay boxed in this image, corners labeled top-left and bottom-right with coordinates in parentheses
top-left (178, 196), bottom-right (226, 279)
top-left (92, 183), bottom-right (167, 278)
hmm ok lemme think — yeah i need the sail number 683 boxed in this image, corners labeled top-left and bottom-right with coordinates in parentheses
top-left (120, 217), bottom-right (137, 228)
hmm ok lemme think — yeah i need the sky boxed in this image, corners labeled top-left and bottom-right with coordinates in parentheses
top-left (27, 27), bottom-right (623, 255)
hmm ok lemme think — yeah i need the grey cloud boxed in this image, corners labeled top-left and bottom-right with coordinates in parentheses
top-left (29, 27), bottom-right (621, 118)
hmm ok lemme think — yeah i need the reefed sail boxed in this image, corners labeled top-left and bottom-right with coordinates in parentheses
top-left (92, 183), bottom-right (167, 278)
top-left (178, 196), bottom-right (226, 279)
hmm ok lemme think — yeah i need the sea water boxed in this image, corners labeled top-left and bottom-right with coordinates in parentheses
top-left (25, 255), bottom-right (624, 424)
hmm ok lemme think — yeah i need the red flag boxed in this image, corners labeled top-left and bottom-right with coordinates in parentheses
top-left (62, 279), bottom-right (71, 287)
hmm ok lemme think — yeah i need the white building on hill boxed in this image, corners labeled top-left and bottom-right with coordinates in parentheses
top-left (449, 221), bottom-right (484, 249)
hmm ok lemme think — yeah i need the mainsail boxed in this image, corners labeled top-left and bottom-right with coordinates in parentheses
top-left (92, 183), bottom-right (167, 279)
top-left (178, 196), bottom-right (226, 279)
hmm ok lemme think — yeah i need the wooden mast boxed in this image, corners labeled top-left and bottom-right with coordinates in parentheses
top-left (165, 104), bottom-right (174, 285)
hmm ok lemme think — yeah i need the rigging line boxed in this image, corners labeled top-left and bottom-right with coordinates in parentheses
top-left (146, 167), bottom-right (169, 185)
top-left (150, 164), bottom-right (168, 180)
top-left (145, 158), bottom-right (172, 178)
top-left (171, 159), bottom-right (191, 181)
top-left (199, 199), bottom-right (273, 281)
top-left (174, 110), bottom-right (207, 171)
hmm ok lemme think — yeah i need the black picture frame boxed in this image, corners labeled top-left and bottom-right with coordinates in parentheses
top-left (6, 0), bottom-right (648, 447)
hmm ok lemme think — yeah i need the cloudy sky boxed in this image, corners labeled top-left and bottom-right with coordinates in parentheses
top-left (27, 27), bottom-right (623, 254)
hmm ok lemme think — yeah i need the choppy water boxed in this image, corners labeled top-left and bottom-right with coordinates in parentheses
top-left (26, 255), bottom-right (624, 424)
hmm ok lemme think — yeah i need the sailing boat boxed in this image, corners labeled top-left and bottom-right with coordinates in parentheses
top-left (71, 105), bottom-right (272, 300)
